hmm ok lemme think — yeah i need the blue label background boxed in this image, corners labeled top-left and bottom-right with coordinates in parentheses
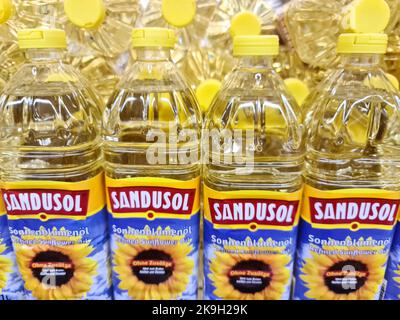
top-left (294, 219), bottom-right (396, 300)
top-left (109, 212), bottom-right (199, 300)
top-left (0, 214), bottom-right (25, 300)
top-left (203, 219), bottom-right (298, 300)
top-left (384, 223), bottom-right (400, 300)
top-left (8, 207), bottom-right (112, 300)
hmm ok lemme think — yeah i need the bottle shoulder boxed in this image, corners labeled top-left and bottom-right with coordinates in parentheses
top-left (0, 61), bottom-right (102, 149)
top-left (306, 67), bottom-right (400, 158)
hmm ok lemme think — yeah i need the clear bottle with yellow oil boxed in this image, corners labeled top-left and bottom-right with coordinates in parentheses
top-left (138, 0), bottom-right (218, 66)
top-left (285, 0), bottom-right (396, 69)
top-left (64, 0), bottom-right (139, 58)
top-left (203, 35), bottom-right (304, 300)
top-left (294, 32), bottom-right (400, 300)
top-left (62, 0), bottom-right (138, 104)
top-left (103, 28), bottom-right (202, 300)
top-left (180, 45), bottom-right (235, 116)
top-left (0, 29), bottom-right (112, 300)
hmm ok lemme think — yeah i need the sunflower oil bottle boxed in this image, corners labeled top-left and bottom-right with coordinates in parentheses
top-left (384, 2), bottom-right (400, 82)
top-left (180, 45), bottom-right (235, 116)
top-left (0, 184), bottom-right (24, 300)
top-left (138, 0), bottom-right (218, 66)
top-left (63, 0), bottom-right (139, 104)
top-left (203, 35), bottom-right (304, 300)
top-left (284, 78), bottom-right (310, 107)
top-left (64, 0), bottom-right (138, 58)
top-left (0, 29), bottom-right (112, 300)
top-left (0, 0), bottom-right (32, 91)
top-left (285, 0), bottom-right (394, 69)
top-left (385, 221), bottom-right (400, 299)
top-left (103, 28), bottom-right (201, 300)
top-left (293, 31), bottom-right (400, 300)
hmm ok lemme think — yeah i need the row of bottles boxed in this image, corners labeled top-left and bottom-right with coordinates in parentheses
top-left (0, 0), bottom-right (312, 112)
top-left (0, 21), bottom-right (400, 300)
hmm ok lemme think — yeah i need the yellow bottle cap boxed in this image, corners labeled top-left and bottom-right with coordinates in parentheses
top-left (342, 0), bottom-right (390, 33)
top-left (0, 0), bottom-right (13, 24)
top-left (230, 11), bottom-right (262, 38)
top-left (64, 0), bottom-right (106, 29)
top-left (284, 78), bottom-right (310, 106)
top-left (161, 0), bottom-right (197, 28)
top-left (195, 79), bottom-right (222, 113)
top-left (337, 33), bottom-right (388, 54)
top-left (132, 28), bottom-right (176, 48)
top-left (233, 35), bottom-right (279, 56)
top-left (18, 29), bottom-right (67, 49)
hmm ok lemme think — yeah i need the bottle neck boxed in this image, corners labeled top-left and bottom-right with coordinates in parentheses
top-left (339, 53), bottom-right (382, 68)
top-left (25, 48), bottom-right (65, 62)
top-left (135, 47), bottom-right (172, 62)
top-left (236, 55), bottom-right (274, 69)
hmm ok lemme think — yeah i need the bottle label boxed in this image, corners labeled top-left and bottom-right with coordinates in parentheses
top-left (1, 173), bottom-right (112, 300)
top-left (106, 176), bottom-right (201, 300)
top-left (384, 219), bottom-right (400, 300)
top-left (294, 185), bottom-right (399, 300)
top-left (0, 198), bottom-right (25, 300)
top-left (203, 185), bottom-right (302, 300)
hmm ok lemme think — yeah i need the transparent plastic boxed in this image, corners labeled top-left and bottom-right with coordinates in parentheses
top-left (305, 53), bottom-right (400, 191)
top-left (385, 1), bottom-right (400, 81)
top-left (206, 0), bottom-right (295, 81)
top-left (102, 47), bottom-right (202, 181)
top-left (65, 0), bottom-right (140, 58)
top-left (206, 0), bottom-right (277, 49)
top-left (204, 55), bottom-right (304, 194)
top-left (285, 0), bottom-right (400, 69)
top-left (68, 52), bottom-right (130, 105)
top-left (0, 48), bottom-right (103, 183)
top-left (138, 0), bottom-right (217, 65)
top-left (0, 0), bottom-right (64, 91)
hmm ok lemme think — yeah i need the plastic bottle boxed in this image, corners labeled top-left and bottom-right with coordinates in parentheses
top-left (284, 77), bottom-right (310, 107)
top-left (203, 35), bottom-right (304, 300)
top-left (0, 29), bottom-right (112, 300)
top-left (64, 0), bottom-right (139, 58)
top-left (206, 0), bottom-right (277, 49)
top-left (138, 0), bottom-right (218, 65)
top-left (103, 28), bottom-right (202, 300)
top-left (384, 1), bottom-right (400, 82)
top-left (0, 193), bottom-right (24, 300)
top-left (294, 32), bottom-right (400, 300)
top-left (180, 45), bottom-right (235, 115)
top-left (285, 0), bottom-right (395, 69)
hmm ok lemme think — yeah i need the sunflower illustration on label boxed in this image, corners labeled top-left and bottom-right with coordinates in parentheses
top-left (114, 241), bottom-right (194, 300)
top-left (203, 185), bottom-right (302, 300)
top-left (294, 185), bottom-right (400, 300)
top-left (384, 221), bottom-right (400, 300)
top-left (0, 201), bottom-right (25, 300)
top-left (0, 244), bottom-right (12, 293)
top-left (106, 176), bottom-right (200, 300)
top-left (209, 251), bottom-right (291, 300)
top-left (15, 244), bottom-right (97, 300)
top-left (2, 173), bottom-right (112, 300)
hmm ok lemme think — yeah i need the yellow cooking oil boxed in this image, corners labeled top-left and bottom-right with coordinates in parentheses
top-left (179, 44), bottom-right (235, 115)
top-left (0, 29), bottom-right (111, 300)
top-left (103, 28), bottom-right (202, 300)
top-left (285, 0), bottom-right (397, 69)
top-left (203, 35), bottom-right (304, 300)
top-left (138, 0), bottom-right (218, 66)
top-left (64, 0), bottom-right (140, 58)
top-left (294, 30), bottom-right (400, 300)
